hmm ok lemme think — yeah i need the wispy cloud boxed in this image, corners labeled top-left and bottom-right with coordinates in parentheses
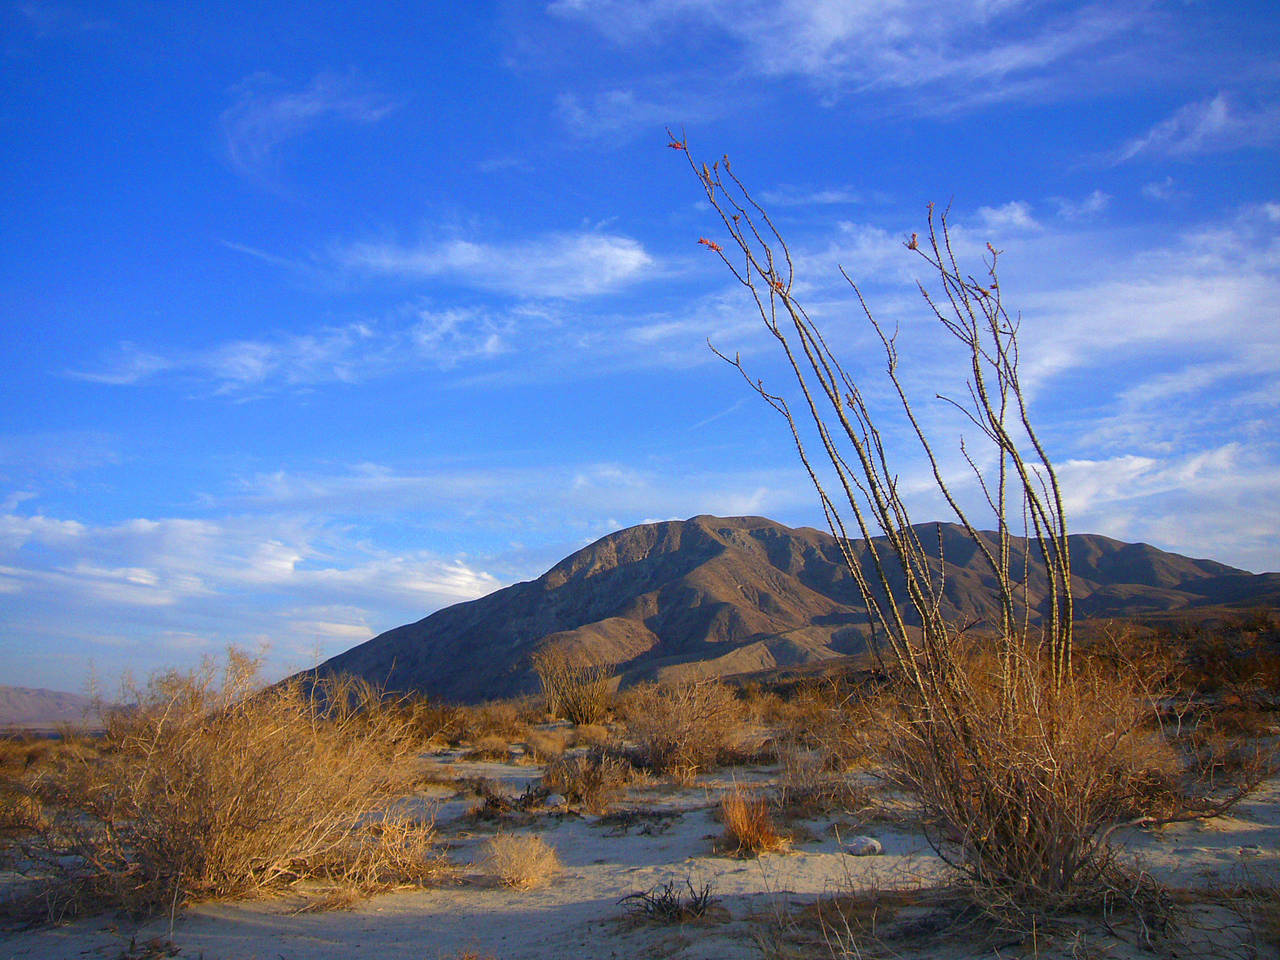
top-left (760, 185), bottom-right (862, 206)
top-left (221, 72), bottom-right (397, 182)
top-left (549, 0), bottom-right (1152, 111)
top-left (1117, 93), bottom-right (1280, 161)
top-left (1051, 189), bottom-right (1110, 220)
top-left (337, 230), bottom-right (656, 297)
top-left (68, 308), bottom-right (515, 392)
top-left (556, 87), bottom-right (715, 140)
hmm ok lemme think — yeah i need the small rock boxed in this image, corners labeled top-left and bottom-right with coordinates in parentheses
top-left (844, 836), bottom-right (883, 857)
top-left (545, 793), bottom-right (567, 809)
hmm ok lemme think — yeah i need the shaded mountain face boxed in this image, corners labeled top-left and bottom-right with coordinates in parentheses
top-left (311, 516), bottom-right (1280, 704)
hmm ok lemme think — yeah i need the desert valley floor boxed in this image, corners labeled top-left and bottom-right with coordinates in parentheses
top-left (4, 733), bottom-right (1278, 960)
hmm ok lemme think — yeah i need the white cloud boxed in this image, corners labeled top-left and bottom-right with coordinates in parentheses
top-left (339, 230), bottom-right (655, 298)
top-left (549, 0), bottom-right (1150, 110)
top-left (68, 308), bottom-right (518, 393)
top-left (976, 201), bottom-right (1040, 234)
top-left (1117, 93), bottom-right (1280, 162)
top-left (760, 186), bottom-right (862, 206)
top-left (221, 72), bottom-right (397, 181)
top-left (1052, 189), bottom-right (1110, 220)
top-left (1141, 176), bottom-right (1178, 201)
top-left (556, 88), bottom-right (713, 139)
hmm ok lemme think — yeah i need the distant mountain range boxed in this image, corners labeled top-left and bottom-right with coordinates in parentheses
top-left (312, 515), bottom-right (1280, 703)
top-left (0, 686), bottom-right (96, 731)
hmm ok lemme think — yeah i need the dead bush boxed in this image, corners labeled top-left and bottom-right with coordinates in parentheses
top-left (876, 651), bottom-right (1183, 908)
top-left (774, 744), bottom-right (872, 819)
top-left (465, 734), bottom-right (515, 762)
top-left (719, 785), bottom-right (789, 856)
top-left (485, 833), bottom-right (560, 889)
top-left (621, 680), bottom-right (744, 781)
top-left (525, 728), bottom-right (570, 762)
top-left (0, 779), bottom-right (43, 834)
top-left (13, 651), bottom-right (446, 922)
top-left (458, 701), bottom-right (530, 744)
top-left (572, 722), bottom-right (613, 749)
top-left (532, 648), bottom-right (613, 725)
top-left (542, 747), bottom-right (632, 813)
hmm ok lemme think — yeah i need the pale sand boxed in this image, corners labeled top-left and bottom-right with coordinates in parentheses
top-left (3, 750), bottom-right (1277, 960)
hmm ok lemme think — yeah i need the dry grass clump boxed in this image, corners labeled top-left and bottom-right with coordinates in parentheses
top-left (542, 747), bottom-right (632, 813)
top-left (621, 679), bottom-right (743, 781)
top-left (485, 833), bottom-right (560, 889)
top-left (719, 784), bottom-right (789, 856)
top-left (532, 648), bottom-right (613, 725)
top-left (12, 651), bottom-right (446, 922)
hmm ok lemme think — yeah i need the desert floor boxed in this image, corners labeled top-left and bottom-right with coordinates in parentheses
top-left (3, 744), bottom-right (1278, 960)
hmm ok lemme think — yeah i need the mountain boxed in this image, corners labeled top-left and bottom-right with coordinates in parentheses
top-left (0, 686), bottom-right (96, 730)
top-left (311, 515), bottom-right (1280, 703)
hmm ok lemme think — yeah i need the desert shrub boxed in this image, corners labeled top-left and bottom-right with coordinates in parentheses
top-left (0, 779), bottom-right (43, 834)
top-left (621, 679), bottom-right (744, 781)
top-left (525, 727), bottom-right (570, 762)
top-left (572, 722), bottom-right (613, 748)
top-left (397, 695), bottom-right (465, 747)
top-left (465, 734), bottom-right (516, 762)
top-left (875, 650), bottom-right (1182, 907)
top-left (542, 747), bottom-right (632, 813)
top-left (619, 878), bottom-right (717, 923)
top-left (773, 744), bottom-right (872, 818)
top-left (532, 648), bottom-right (613, 725)
top-left (719, 784), bottom-right (789, 856)
top-left (485, 833), bottom-right (560, 889)
top-left (15, 651), bottom-right (445, 921)
top-left (458, 701), bottom-right (530, 744)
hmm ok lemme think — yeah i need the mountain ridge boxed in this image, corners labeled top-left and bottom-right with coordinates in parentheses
top-left (310, 515), bottom-right (1280, 703)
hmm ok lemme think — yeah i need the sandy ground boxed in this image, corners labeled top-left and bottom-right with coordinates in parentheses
top-left (3, 748), bottom-right (1278, 960)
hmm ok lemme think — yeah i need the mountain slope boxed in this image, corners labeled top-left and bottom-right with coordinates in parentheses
top-left (313, 515), bottom-right (1280, 703)
top-left (0, 686), bottom-right (96, 729)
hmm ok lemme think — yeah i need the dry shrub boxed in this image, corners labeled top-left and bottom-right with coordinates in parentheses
top-left (0, 779), bottom-right (43, 834)
top-left (532, 648), bottom-right (613, 725)
top-left (719, 785), bottom-right (789, 856)
top-left (774, 744), bottom-right (871, 818)
top-left (15, 651), bottom-right (446, 921)
top-left (525, 727), bottom-right (570, 762)
top-left (459, 701), bottom-right (530, 744)
top-left (485, 833), bottom-right (560, 889)
top-left (572, 722), bottom-right (613, 748)
top-left (621, 680), bottom-right (743, 781)
top-left (620, 877), bottom-right (718, 923)
top-left (876, 649), bottom-right (1181, 909)
top-left (397, 696), bottom-right (465, 747)
top-left (465, 734), bottom-right (515, 761)
top-left (542, 747), bottom-right (632, 813)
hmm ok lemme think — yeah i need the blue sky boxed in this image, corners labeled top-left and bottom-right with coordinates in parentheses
top-left (2, 1), bottom-right (1278, 693)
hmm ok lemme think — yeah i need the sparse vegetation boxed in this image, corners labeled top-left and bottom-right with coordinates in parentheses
top-left (6, 651), bottom-right (447, 922)
top-left (620, 679), bottom-right (743, 781)
top-left (532, 648), bottom-right (613, 725)
top-left (619, 877), bottom-right (717, 923)
top-left (673, 134), bottom-right (1266, 918)
top-left (485, 833), bottom-right (560, 889)
top-left (541, 746), bottom-right (632, 813)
